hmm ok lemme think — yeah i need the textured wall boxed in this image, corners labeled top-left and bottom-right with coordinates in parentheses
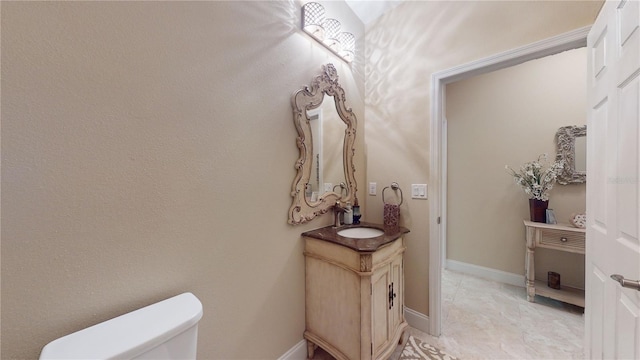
top-left (1, 1), bottom-right (364, 358)
top-left (364, 0), bottom-right (602, 315)
top-left (446, 48), bottom-right (587, 288)
top-left (1, 1), bottom-right (605, 356)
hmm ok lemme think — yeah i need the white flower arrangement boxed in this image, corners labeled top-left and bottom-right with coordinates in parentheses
top-left (505, 154), bottom-right (564, 201)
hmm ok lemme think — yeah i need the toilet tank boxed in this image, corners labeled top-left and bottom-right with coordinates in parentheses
top-left (40, 292), bottom-right (203, 360)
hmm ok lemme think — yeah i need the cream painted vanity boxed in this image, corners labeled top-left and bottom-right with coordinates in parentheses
top-left (302, 224), bottom-right (409, 360)
top-left (287, 65), bottom-right (409, 359)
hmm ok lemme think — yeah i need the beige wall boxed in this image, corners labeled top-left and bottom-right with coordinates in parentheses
top-left (1, 1), bottom-right (605, 357)
top-left (446, 48), bottom-right (587, 288)
top-left (364, 1), bottom-right (601, 315)
top-left (1, 1), bottom-right (364, 359)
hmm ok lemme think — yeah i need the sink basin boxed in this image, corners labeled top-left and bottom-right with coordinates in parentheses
top-left (337, 227), bottom-right (384, 239)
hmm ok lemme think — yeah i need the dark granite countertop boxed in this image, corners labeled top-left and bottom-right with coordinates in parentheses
top-left (301, 222), bottom-right (410, 252)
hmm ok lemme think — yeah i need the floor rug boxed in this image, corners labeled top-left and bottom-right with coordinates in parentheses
top-left (399, 336), bottom-right (459, 360)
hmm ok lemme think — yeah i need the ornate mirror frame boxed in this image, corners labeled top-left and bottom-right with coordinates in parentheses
top-left (288, 64), bottom-right (357, 225)
top-left (555, 125), bottom-right (587, 185)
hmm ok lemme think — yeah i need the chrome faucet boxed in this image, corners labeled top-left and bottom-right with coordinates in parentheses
top-left (333, 200), bottom-right (348, 228)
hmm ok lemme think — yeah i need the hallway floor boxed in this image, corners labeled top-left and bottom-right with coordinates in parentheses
top-left (312, 268), bottom-right (585, 359)
top-left (403, 269), bottom-right (584, 359)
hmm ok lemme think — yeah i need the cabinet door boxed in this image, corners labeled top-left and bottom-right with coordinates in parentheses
top-left (371, 264), bottom-right (391, 357)
top-left (389, 255), bottom-right (404, 334)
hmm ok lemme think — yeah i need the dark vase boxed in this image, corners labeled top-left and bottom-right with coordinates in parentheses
top-left (529, 199), bottom-right (549, 223)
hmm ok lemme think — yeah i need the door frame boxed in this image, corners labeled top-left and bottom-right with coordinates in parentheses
top-left (428, 25), bottom-right (591, 336)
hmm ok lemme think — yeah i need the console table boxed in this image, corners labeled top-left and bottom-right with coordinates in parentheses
top-left (523, 220), bottom-right (586, 307)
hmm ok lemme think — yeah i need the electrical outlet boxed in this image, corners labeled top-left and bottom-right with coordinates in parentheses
top-left (411, 184), bottom-right (428, 199)
top-left (369, 182), bottom-right (377, 195)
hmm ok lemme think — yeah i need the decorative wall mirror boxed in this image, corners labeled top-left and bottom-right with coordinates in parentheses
top-left (288, 64), bottom-right (357, 225)
top-left (555, 125), bottom-right (587, 185)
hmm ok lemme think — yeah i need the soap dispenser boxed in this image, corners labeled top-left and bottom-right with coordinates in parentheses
top-left (343, 201), bottom-right (353, 225)
top-left (352, 198), bottom-right (361, 224)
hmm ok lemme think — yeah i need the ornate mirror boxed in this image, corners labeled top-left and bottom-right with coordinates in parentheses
top-left (555, 125), bottom-right (586, 185)
top-left (288, 64), bottom-right (357, 225)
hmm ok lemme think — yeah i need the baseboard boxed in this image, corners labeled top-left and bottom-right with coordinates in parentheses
top-left (445, 259), bottom-right (525, 288)
top-left (404, 307), bottom-right (430, 334)
top-left (277, 339), bottom-right (307, 360)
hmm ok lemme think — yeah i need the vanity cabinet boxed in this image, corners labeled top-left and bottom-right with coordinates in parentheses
top-left (302, 226), bottom-right (408, 360)
top-left (523, 220), bottom-right (586, 307)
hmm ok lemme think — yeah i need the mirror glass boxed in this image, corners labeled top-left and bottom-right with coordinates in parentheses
top-left (289, 64), bottom-right (357, 225)
top-left (305, 97), bottom-right (347, 202)
top-left (555, 125), bottom-right (587, 185)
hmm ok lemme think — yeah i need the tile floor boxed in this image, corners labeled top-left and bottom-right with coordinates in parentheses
top-left (312, 268), bottom-right (585, 359)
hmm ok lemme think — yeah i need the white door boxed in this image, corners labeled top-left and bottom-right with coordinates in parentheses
top-left (586, 0), bottom-right (640, 359)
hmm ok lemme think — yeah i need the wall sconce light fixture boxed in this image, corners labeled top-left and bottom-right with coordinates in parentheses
top-left (302, 2), bottom-right (355, 63)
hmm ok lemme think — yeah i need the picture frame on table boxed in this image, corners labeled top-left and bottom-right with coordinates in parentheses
top-left (546, 209), bottom-right (557, 224)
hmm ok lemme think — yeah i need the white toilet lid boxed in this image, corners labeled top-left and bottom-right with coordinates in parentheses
top-left (40, 292), bottom-right (203, 360)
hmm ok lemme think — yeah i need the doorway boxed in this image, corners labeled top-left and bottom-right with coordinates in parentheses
top-left (428, 26), bottom-right (591, 337)
top-left (445, 47), bottom-right (587, 291)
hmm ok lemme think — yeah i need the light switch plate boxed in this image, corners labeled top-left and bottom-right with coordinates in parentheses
top-left (411, 184), bottom-right (428, 199)
top-left (369, 182), bottom-right (377, 195)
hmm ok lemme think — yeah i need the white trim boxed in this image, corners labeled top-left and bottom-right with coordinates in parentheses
top-left (277, 340), bottom-right (307, 360)
top-left (441, 115), bottom-right (448, 265)
top-left (428, 60), bottom-right (444, 338)
top-left (432, 26), bottom-right (591, 84)
top-left (404, 307), bottom-right (430, 334)
top-left (445, 259), bottom-right (525, 288)
top-left (429, 25), bottom-right (591, 337)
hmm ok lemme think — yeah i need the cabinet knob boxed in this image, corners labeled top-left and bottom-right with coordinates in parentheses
top-left (560, 237), bottom-right (568, 242)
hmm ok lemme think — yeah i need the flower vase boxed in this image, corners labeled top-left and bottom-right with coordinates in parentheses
top-left (529, 199), bottom-right (549, 223)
